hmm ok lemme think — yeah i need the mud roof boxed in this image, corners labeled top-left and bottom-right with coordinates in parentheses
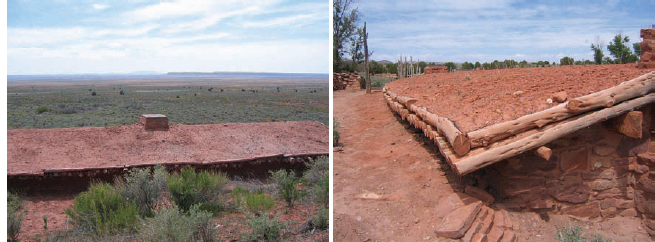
top-left (384, 65), bottom-right (655, 175)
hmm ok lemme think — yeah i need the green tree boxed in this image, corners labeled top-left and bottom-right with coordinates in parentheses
top-left (333, 0), bottom-right (360, 72)
top-left (385, 63), bottom-right (397, 74)
top-left (474, 62), bottom-right (481, 69)
top-left (418, 61), bottom-right (427, 73)
top-left (591, 43), bottom-right (604, 64)
top-left (607, 34), bottom-right (636, 64)
top-left (519, 60), bottom-right (528, 68)
top-left (560, 56), bottom-right (574, 65)
top-left (444, 62), bottom-right (456, 72)
top-left (349, 28), bottom-right (365, 72)
top-left (634, 42), bottom-right (642, 56)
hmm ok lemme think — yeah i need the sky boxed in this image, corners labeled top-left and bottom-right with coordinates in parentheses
top-left (355, 0), bottom-right (655, 64)
top-left (7, 0), bottom-right (329, 75)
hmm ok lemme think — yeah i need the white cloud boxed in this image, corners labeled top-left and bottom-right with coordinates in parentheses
top-left (242, 13), bottom-right (321, 28)
top-left (92, 4), bottom-right (110, 10)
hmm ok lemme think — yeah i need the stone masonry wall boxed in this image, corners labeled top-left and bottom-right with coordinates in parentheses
top-left (473, 104), bottom-right (655, 235)
top-left (639, 28), bottom-right (655, 69)
top-left (333, 73), bottom-right (362, 90)
top-left (424, 65), bottom-right (449, 75)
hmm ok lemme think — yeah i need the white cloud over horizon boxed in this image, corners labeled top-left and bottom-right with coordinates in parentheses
top-left (8, 0), bottom-right (328, 75)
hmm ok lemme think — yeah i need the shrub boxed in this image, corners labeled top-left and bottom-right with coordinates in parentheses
top-left (114, 165), bottom-right (167, 217)
top-left (241, 214), bottom-right (285, 241)
top-left (119, 90), bottom-right (125, 95)
top-left (167, 167), bottom-right (229, 214)
top-left (244, 192), bottom-right (275, 215)
top-left (7, 191), bottom-right (24, 242)
top-left (311, 175), bottom-right (329, 208)
top-left (333, 118), bottom-right (340, 146)
top-left (65, 182), bottom-right (138, 234)
top-left (138, 205), bottom-right (215, 242)
top-left (311, 207), bottom-right (329, 230)
top-left (36, 105), bottom-right (50, 114)
top-left (303, 156), bottom-right (329, 187)
top-left (269, 170), bottom-right (305, 207)
top-left (556, 223), bottom-right (585, 242)
top-left (92, 91), bottom-right (97, 96)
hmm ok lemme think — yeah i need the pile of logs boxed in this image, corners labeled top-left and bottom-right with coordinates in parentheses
top-left (424, 65), bottom-right (449, 74)
top-left (383, 71), bottom-right (655, 176)
top-left (639, 28), bottom-right (655, 68)
top-left (333, 73), bottom-right (361, 90)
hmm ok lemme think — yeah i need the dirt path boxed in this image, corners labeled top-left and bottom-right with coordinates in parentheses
top-left (333, 90), bottom-right (652, 241)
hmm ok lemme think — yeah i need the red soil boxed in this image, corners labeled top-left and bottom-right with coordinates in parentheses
top-left (8, 121), bottom-right (328, 174)
top-left (385, 64), bottom-right (655, 133)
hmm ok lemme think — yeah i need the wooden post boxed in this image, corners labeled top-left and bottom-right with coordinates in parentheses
top-left (364, 22), bottom-right (371, 94)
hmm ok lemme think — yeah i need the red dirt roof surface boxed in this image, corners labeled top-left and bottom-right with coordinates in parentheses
top-left (385, 64), bottom-right (655, 133)
top-left (8, 121), bottom-right (328, 174)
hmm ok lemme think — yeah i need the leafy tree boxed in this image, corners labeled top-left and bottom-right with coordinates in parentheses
top-left (634, 42), bottom-right (642, 56)
top-left (560, 56), bottom-right (575, 65)
top-left (519, 60), bottom-right (528, 68)
top-left (591, 43), bottom-right (604, 64)
top-left (385, 63), bottom-right (397, 74)
top-left (369, 60), bottom-right (385, 74)
top-left (607, 34), bottom-right (637, 64)
top-left (603, 57), bottom-right (614, 64)
top-left (333, 0), bottom-right (360, 72)
top-left (444, 62), bottom-right (456, 72)
top-left (461, 62), bottom-right (475, 70)
top-left (418, 61), bottom-right (427, 73)
top-left (474, 62), bottom-right (481, 69)
top-left (349, 28), bottom-right (365, 72)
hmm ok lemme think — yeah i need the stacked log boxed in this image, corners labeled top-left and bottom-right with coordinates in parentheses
top-left (333, 73), bottom-right (362, 90)
top-left (639, 28), bottom-right (655, 69)
top-left (424, 65), bottom-right (449, 74)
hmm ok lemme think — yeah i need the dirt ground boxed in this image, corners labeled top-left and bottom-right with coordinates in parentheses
top-left (333, 90), bottom-right (652, 241)
top-left (8, 121), bottom-right (328, 174)
top-left (385, 64), bottom-right (655, 133)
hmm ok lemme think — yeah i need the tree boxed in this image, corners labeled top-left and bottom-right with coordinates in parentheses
top-left (461, 62), bottom-right (474, 70)
top-left (92, 91), bottom-right (97, 96)
top-left (560, 56), bottom-right (574, 65)
top-left (348, 28), bottom-right (364, 72)
top-left (607, 34), bottom-right (637, 64)
top-left (333, 0), bottom-right (360, 73)
top-left (119, 90), bottom-right (125, 95)
top-left (385, 63), bottom-right (397, 74)
top-left (418, 61), bottom-right (427, 73)
top-left (519, 60), bottom-right (528, 68)
top-left (444, 62), bottom-right (456, 72)
top-left (474, 62), bottom-right (481, 69)
top-left (591, 43), bottom-right (604, 64)
top-left (633, 42), bottom-right (642, 57)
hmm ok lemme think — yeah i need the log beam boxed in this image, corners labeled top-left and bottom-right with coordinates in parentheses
top-left (454, 93), bottom-right (655, 175)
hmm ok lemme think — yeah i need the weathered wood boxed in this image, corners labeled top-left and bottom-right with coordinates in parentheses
top-left (454, 93), bottom-right (655, 175)
top-left (533, 146), bottom-right (553, 161)
top-left (364, 22), bottom-right (371, 94)
top-left (420, 108), bottom-right (470, 156)
top-left (468, 71), bottom-right (654, 147)
top-left (612, 111), bottom-right (643, 138)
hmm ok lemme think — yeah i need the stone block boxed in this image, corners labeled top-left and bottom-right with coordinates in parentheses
top-left (435, 201), bottom-right (483, 239)
top-left (601, 207), bottom-right (618, 218)
top-left (139, 114), bottom-right (169, 131)
top-left (591, 179), bottom-right (619, 191)
top-left (619, 208), bottom-right (638, 217)
top-left (501, 230), bottom-right (517, 242)
top-left (596, 188), bottom-right (623, 200)
top-left (561, 201), bottom-right (601, 218)
top-left (465, 186), bottom-right (495, 205)
top-left (581, 169), bottom-right (616, 180)
top-left (600, 198), bottom-right (616, 210)
top-left (639, 173), bottom-right (655, 193)
top-left (617, 135), bottom-right (650, 157)
top-left (552, 180), bottom-right (591, 203)
top-left (560, 148), bottom-right (588, 172)
top-left (593, 145), bottom-right (615, 156)
top-left (487, 226), bottom-right (504, 242)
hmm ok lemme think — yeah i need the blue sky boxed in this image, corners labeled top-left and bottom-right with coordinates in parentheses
top-left (7, 0), bottom-right (329, 74)
top-left (356, 0), bottom-right (655, 64)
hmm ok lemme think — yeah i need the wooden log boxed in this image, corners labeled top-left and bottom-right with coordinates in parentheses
top-left (454, 93), bottom-right (655, 175)
top-left (421, 109), bottom-right (470, 156)
top-left (612, 111), bottom-right (643, 138)
top-left (469, 72), bottom-right (654, 147)
top-left (533, 146), bottom-right (553, 161)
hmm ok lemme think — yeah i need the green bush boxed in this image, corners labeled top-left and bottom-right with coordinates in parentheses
top-left (244, 192), bottom-right (275, 215)
top-left (241, 214), bottom-right (285, 241)
top-left (311, 207), bottom-right (329, 230)
top-left (138, 205), bottom-right (215, 242)
top-left (269, 170), bottom-right (305, 208)
top-left (36, 105), bottom-right (50, 114)
top-left (312, 175), bottom-right (329, 208)
top-left (114, 165), bottom-right (168, 217)
top-left (555, 223), bottom-right (609, 242)
top-left (333, 118), bottom-right (340, 146)
top-left (303, 156), bottom-right (329, 187)
top-left (7, 191), bottom-right (24, 242)
top-left (167, 167), bottom-right (229, 214)
top-left (65, 182), bottom-right (138, 234)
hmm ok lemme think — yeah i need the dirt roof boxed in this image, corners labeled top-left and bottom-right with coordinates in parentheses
top-left (8, 121), bottom-right (328, 174)
top-left (385, 64), bottom-right (655, 134)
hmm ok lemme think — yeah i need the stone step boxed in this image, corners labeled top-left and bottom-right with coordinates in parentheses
top-left (435, 198), bottom-right (483, 239)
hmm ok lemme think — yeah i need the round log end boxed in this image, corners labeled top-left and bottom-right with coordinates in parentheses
top-left (565, 99), bottom-right (582, 111)
top-left (453, 135), bottom-right (471, 157)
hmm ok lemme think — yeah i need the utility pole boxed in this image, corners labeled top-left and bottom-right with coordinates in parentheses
top-left (364, 22), bottom-right (371, 94)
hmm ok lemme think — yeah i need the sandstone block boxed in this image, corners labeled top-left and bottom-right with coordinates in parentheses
top-left (561, 202), bottom-right (601, 218)
top-left (487, 226), bottom-right (504, 242)
top-left (139, 114), bottom-right (169, 131)
top-left (560, 148), bottom-right (588, 172)
top-left (501, 230), bottom-right (517, 242)
top-left (619, 208), bottom-right (638, 217)
top-left (591, 179), bottom-right (619, 191)
top-left (553, 181), bottom-right (591, 203)
top-left (593, 145), bottom-right (615, 156)
top-left (465, 186), bottom-right (495, 205)
top-left (435, 201), bottom-right (483, 239)
top-left (601, 207), bottom-right (618, 218)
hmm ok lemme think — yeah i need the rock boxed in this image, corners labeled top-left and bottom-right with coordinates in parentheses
top-left (435, 201), bottom-right (483, 239)
top-left (617, 135), bottom-right (650, 157)
top-left (529, 199), bottom-right (555, 210)
top-left (591, 179), bottom-right (619, 191)
top-left (492, 210), bottom-right (505, 229)
top-left (596, 188), bottom-right (623, 200)
top-left (552, 91), bottom-right (568, 103)
top-left (560, 148), bottom-right (588, 172)
top-left (434, 193), bottom-right (479, 219)
top-left (593, 145), bottom-right (615, 156)
top-left (638, 174), bottom-right (655, 193)
top-left (501, 210), bottom-right (513, 229)
top-left (582, 170), bottom-right (616, 180)
top-left (561, 202), bottom-right (601, 218)
top-left (553, 181), bottom-right (591, 203)
top-left (617, 199), bottom-right (634, 209)
top-left (465, 186), bottom-right (495, 205)
top-left (619, 208), bottom-right (638, 217)
top-left (601, 207), bottom-right (619, 218)
top-left (637, 153), bottom-right (655, 165)
top-left (461, 219), bottom-right (482, 242)
top-left (486, 226), bottom-right (504, 242)
top-left (511, 91), bottom-right (524, 97)
top-left (479, 209), bottom-right (495, 234)
top-left (600, 198), bottom-right (616, 209)
top-left (501, 231), bottom-right (517, 242)
top-left (471, 233), bottom-right (486, 242)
